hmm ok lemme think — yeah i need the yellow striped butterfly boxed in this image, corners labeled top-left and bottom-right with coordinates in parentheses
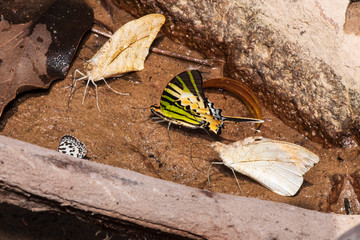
top-left (151, 70), bottom-right (263, 136)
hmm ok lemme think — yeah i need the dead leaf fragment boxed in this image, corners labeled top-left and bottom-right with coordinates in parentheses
top-left (203, 77), bottom-right (263, 129)
top-left (0, 0), bottom-right (93, 117)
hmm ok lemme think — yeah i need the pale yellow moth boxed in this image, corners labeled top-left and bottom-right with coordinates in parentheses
top-left (71, 14), bottom-right (166, 111)
top-left (211, 137), bottom-right (319, 196)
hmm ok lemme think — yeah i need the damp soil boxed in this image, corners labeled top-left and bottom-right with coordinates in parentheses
top-left (1, 0), bottom-right (360, 231)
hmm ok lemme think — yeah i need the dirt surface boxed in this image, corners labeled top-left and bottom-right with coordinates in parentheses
top-left (1, 0), bottom-right (360, 220)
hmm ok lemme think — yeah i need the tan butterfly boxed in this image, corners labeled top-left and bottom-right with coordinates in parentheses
top-left (71, 14), bottom-right (165, 111)
top-left (211, 137), bottom-right (319, 196)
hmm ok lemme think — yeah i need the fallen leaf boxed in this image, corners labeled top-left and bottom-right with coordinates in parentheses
top-left (0, 0), bottom-right (93, 117)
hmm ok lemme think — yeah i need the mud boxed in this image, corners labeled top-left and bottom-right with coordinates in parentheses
top-left (1, 0), bottom-right (359, 217)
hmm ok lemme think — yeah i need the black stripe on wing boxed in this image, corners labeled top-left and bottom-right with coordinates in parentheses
top-left (168, 70), bottom-right (207, 102)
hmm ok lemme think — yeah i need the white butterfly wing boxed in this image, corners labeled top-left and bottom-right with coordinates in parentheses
top-left (229, 157), bottom-right (305, 196)
top-left (248, 139), bottom-right (320, 174)
top-left (212, 138), bottom-right (319, 196)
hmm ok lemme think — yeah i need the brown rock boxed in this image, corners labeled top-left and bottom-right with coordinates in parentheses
top-left (113, 0), bottom-right (360, 147)
top-left (344, 2), bottom-right (360, 35)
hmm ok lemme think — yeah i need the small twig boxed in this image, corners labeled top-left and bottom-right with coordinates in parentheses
top-left (91, 27), bottom-right (112, 38)
top-left (150, 47), bottom-right (218, 67)
top-left (90, 26), bottom-right (222, 67)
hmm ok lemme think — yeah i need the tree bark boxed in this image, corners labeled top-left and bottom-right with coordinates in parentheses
top-left (0, 135), bottom-right (360, 239)
top-left (112, 0), bottom-right (360, 147)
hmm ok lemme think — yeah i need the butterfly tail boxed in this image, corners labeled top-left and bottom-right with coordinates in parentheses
top-left (221, 116), bottom-right (264, 123)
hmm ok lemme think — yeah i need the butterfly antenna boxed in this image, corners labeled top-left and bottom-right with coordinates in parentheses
top-left (102, 78), bottom-right (129, 96)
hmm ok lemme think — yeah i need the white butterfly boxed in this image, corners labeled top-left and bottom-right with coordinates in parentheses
top-left (71, 14), bottom-right (165, 111)
top-left (58, 135), bottom-right (87, 159)
top-left (211, 137), bottom-right (319, 196)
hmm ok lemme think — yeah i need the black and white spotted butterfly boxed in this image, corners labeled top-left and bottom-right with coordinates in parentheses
top-left (58, 135), bottom-right (87, 159)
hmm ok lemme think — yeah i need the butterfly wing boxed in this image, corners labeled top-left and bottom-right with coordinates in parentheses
top-left (156, 70), bottom-right (217, 129)
top-left (58, 135), bottom-right (87, 159)
top-left (87, 14), bottom-right (165, 81)
top-left (162, 70), bottom-right (208, 108)
top-left (232, 157), bottom-right (305, 196)
top-left (212, 138), bottom-right (319, 196)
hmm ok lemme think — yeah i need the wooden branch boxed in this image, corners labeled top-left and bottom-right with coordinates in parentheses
top-left (0, 135), bottom-right (359, 239)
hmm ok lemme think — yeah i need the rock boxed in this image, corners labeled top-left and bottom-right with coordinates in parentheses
top-left (113, 0), bottom-right (360, 147)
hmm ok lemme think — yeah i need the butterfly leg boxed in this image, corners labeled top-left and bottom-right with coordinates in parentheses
top-left (91, 79), bottom-right (101, 112)
top-left (207, 161), bottom-right (224, 188)
top-left (101, 78), bottom-right (129, 96)
top-left (167, 122), bottom-right (173, 146)
top-left (189, 144), bottom-right (201, 171)
top-left (230, 167), bottom-right (243, 194)
top-left (71, 69), bottom-right (87, 87)
top-left (154, 120), bottom-right (166, 123)
top-left (69, 69), bottom-right (87, 93)
top-left (207, 162), bottom-right (243, 194)
top-left (203, 128), bottom-right (215, 140)
top-left (68, 69), bottom-right (88, 107)
top-left (82, 79), bottom-right (91, 103)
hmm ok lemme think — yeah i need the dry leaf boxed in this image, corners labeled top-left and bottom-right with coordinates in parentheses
top-left (0, 0), bottom-right (93, 117)
top-left (203, 77), bottom-right (263, 129)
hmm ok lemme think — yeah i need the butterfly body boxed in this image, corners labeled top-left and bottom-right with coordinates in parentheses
top-left (211, 137), bottom-right (319, 196)
top-left (151, 70), bottom-right (263, 135)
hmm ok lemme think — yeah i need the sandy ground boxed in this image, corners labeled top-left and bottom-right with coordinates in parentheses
top-left (1, 1), bottom-right (360, 238)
